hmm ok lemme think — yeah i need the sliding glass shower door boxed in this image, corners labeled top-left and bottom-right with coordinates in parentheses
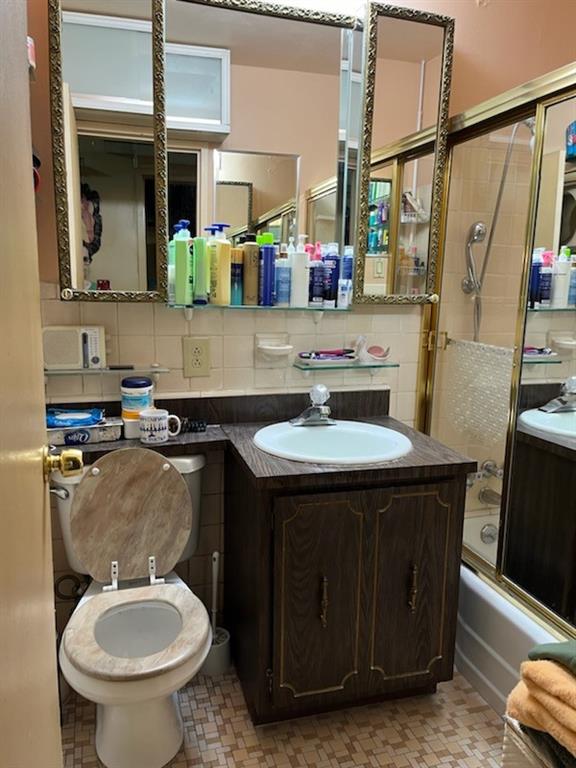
top-left (428, 117), bottom-right (535, 569)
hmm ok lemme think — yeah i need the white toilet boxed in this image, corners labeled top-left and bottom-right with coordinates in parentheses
top-left (53, 448), bottom-right (212, 768)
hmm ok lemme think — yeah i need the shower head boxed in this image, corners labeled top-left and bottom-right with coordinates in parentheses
top-left (467, 221), bottom-right (487, 246)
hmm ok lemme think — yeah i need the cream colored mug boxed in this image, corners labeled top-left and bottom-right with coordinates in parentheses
top-left (139, 408), bottom-right (181, 444)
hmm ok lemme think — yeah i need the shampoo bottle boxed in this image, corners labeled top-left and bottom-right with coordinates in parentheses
top-left (568, 253), bottom-right (576, 307)
top-left (551, 247), bottom-right (571, 309)
top-left (308, 242), bottom-right (324, 308)
top-left (174, 219), bottom-right (192, 306)
top-left (274, 246), bottom-right (291, 307)
top-left (193, 236), bottom-right (208, 304)
top-left (210, 223), bottom-right (231, 306)
top-left (529, 247), bottom-right (544, 309)
top-left (323, 242), bottom-right (341, 309)
top-left (230, 247), bottom-right (244, 306)
top-left (243, 234), bottom-right (260, 306)
top-left (167, 222), bottom-right (182, 305)
top-left (258, 232), bottom-right (275, 306)
top-left (539, 251), bottom-right (554, 307)
top-left (290, 234), bottom-right (310, 308)
top-left (204, 226), bottom-right (219, 301)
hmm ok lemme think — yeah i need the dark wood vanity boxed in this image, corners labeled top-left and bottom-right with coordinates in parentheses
top-left (223, 420), bottom-right (475, 723)
top-left (54, 393), bottom-right (475, 724)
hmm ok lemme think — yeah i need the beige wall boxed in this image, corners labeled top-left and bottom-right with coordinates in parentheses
top-left (391, 0), bottom-right (576, 116)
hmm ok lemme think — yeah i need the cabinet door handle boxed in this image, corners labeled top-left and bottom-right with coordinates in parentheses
top-left (320, 575), bottom-right (329, 628)
top-left (408, 564), bottom-right (419, 613)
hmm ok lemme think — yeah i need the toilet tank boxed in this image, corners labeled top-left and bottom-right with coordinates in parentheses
top-left (52, 453), bottom-right (206, 576)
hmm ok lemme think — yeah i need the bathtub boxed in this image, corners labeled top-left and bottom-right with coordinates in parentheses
top-left (456, 564), bottom-right (562, 713)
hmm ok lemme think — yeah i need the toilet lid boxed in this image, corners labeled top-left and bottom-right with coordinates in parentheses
top-left (70, 448), bottom-right (192, 582)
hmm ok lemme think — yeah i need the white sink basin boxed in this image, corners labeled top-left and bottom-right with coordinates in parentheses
top-left (518, 408), bottom-right (576, 450)
top-left (253, 420), bottom-right (413, 465)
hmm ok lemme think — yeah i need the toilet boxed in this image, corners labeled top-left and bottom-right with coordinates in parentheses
top-left (53, 448), bottom-right (212, 768)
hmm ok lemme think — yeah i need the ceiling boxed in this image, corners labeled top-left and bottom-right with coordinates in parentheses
top-left (376, 16), bottom-right (444, 63)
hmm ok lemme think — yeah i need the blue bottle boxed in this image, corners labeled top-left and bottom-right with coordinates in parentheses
top-left (258, 244), bottom-right (275, 306)
top-left (529, 248), bottom-right (543, 309)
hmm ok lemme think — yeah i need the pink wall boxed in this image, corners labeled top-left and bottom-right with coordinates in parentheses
top-left (390, 0), bottom-right (576, 116)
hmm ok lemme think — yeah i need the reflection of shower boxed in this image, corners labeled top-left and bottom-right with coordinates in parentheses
top-left (462, 118), bottom-right (536, 341)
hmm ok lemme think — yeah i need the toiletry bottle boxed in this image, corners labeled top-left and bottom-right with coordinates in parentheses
top-left (193, 236), bottom-right (208, 304)
top-left (336, 245), bottom-right (354, 310)
top-left (274, 246), bottom-right (291, 308)
top-left (243, 233), bottom-right (260, 306)
top-left (287, 236), bottom-right (296, 259)
top-left (204, 226), bottom-right (219, 301)
top-left (167, 222), bottom-right (182, 305)
top-left (539, 251), bottom-right (554, 307)
top-left (174, 219), bottom-right (192, 306)
top-left (551, 247), bottom-right (571, 309)
top-left (308, 242), bottom-right (324, 308)
top-left (568, 253), bottom-right (576, 307)
top-left (529, 247), bottom-right (544, 309)
top-left (290, 234), bottom-right (310, 308)
top-left (230, 247), bottom-right (244, 306)
top-left (210, 223), bottom-right (231, 306)
top-left (259, 241), bottom-right (276, 307)
top-left (323, 242), bottom-right (341, 309)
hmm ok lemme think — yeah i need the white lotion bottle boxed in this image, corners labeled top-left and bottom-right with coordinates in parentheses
top-left (551, 249), bottom-right (571, 308)
top-left (290, 234), bottom-right (310, 308)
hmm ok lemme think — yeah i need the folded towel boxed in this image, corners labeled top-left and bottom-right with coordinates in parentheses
top-left (530, 642), bottom-right (576, 673)
top-left (522, 661), bottom-right (576, 711)
top-left (507, 680), bottom-right (576, 757)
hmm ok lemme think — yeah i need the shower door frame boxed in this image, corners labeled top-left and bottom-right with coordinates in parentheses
top-left (417, 63), bottom-right (576, 638)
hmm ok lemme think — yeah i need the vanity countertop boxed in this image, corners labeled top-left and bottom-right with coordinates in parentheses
top-left (222, 417), bottom-right (476, 490)
top-left (516, 425), bottom-right (576, 462)
top-left (60, 417), bottom-right (476, 486)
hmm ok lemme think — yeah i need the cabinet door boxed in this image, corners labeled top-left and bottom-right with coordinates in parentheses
top-left (272, 492), bottom-right (366, 705)
top-left (368, 483), bottom-right (461, 689)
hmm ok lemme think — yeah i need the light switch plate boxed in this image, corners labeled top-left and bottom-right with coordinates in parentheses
top-left (183, 337), bottom-right (211, 377)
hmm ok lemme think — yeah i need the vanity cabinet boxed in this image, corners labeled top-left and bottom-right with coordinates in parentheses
top-left (224, 449), bottom-right (467, 724)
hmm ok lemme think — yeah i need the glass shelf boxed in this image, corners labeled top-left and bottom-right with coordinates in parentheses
top-left (522, 357), bottom-right (562, 365)
top-left (44, 367), bottom-right (170, 376)
top-left (169, 303), bottom-right (349, 313)
top-left (293, 360), bottom-right (399, 372)
top-left (527, 307), bottom-right (576, 312)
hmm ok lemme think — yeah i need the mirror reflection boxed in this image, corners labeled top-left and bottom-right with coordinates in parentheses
top-left (355, 9), bottom-right (452, 302)
top-left (372, 17), bottom-right (443, 148)
top-left (504, 96), bottom-right (576, 624)
top-left (58, 0), bottom-right (160, 295)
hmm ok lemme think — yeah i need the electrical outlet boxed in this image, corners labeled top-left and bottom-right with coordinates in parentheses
top-left (183, 337), bottom-right (211, 378)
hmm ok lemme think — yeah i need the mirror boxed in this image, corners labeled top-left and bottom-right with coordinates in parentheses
top-left (214, 150), bottom-right (298, 244)
top-left (503, 94), bottom-right (576, 626)
top-left (354, 5), bottom-right (453, 304)
top-left (49, 0), bottom-right (167, 301)
top-left (168, 0), bottom-right (357, 264)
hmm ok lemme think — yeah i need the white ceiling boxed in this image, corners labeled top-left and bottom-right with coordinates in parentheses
top-left (376, 16), bottom-right (444, 63)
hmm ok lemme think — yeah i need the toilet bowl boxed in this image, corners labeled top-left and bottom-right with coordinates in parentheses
top-left (53, 449), bottom-right (211, 768)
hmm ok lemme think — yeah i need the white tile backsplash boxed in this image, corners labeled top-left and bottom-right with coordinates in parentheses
top-left (40, 283), bottom-right (424, 423)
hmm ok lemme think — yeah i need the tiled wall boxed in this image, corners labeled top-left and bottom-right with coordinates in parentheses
top-left (40, 282), bottom-right (422, 426)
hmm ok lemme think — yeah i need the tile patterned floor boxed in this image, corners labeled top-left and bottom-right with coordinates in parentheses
top-left (62, 671), bottom-right (503, 768)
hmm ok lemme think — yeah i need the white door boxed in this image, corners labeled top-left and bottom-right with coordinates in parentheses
top-left (0, 1), bottom-right (63, 765)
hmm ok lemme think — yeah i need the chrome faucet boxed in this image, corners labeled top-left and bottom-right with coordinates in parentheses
top-left (539, 376), bottom-right (576, 413)
top-left (290, 384), bottom-right (336, 427)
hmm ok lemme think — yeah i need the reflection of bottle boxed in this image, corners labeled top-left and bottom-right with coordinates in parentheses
top-left (529, 248), bottom-right (544, 309)
top-left (243, 234), bottom-right (259, 306)
top-left (230, 247), bottom-right (244, 306)
top-left (539, 251), bottom-right (554, 307)
top-left (568, 254), bottom-right (576, 307)
top-left (167, 223), bottom-right (182, 305)
top-left (274, 249), bottom-right (291, 307)
top-left (290, 234), bottom-right (309, 308)
top-left (175, 219), bottom-right (192, 306)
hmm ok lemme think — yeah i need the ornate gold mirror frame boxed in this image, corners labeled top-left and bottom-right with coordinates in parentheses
top-left (48, 0), bottom-right (168, 302)
top-left (353, 2), bottom-right (454, 305)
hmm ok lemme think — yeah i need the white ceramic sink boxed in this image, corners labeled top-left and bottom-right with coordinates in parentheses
top-left (518, 408), bottom-right (576, 450)
top-left (253, 420), bottom-right (413, 465)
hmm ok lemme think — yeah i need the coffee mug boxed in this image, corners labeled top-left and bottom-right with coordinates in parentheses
top-left (139, 408), bottom-right (181, 444)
